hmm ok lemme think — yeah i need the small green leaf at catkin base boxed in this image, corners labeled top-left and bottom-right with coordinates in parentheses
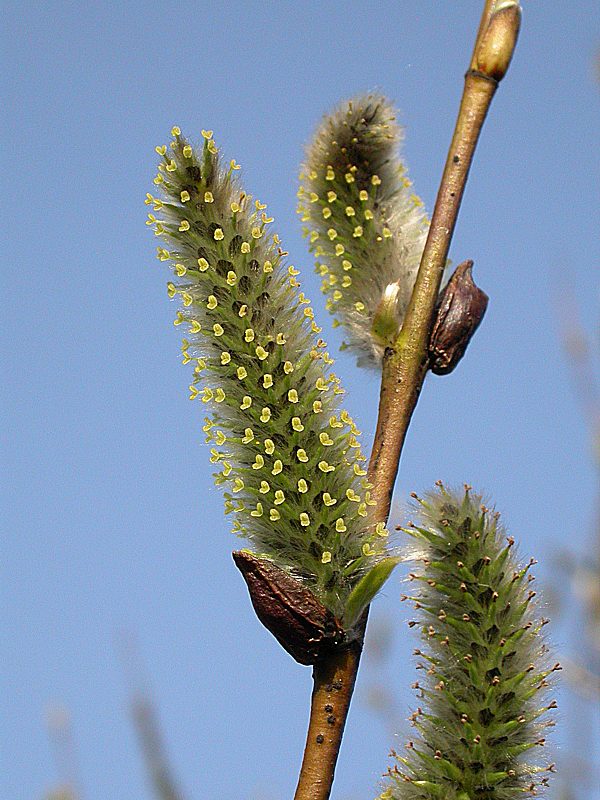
top-left (343, 557), bottom-right (400, 629)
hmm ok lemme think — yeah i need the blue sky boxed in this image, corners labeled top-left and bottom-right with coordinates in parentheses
top-left (2, 2), bottom-right (599, 798)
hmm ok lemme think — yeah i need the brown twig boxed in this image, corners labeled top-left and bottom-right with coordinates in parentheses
top-left (293, 3), bottom-right (520, 798)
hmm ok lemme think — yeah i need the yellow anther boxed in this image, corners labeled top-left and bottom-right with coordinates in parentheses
top-left (359, 190), bottom-right (369, 201)
top-left (269, 508), bottom-right (280, 521)
top-left (319, 432), bottom-right (334, 446)
top-left (214, 388), bottom-right (226, 403)
top-left (242, 427), bottom-right (254, 443)
top-left (250, 502), bottom-right (263, 518)
top-left (313, 400), bottom-right (323, 414)
top-left (364, 209), bottom-right (374, 220)
top-left (288, 389), bottom-right (299, 403)
top-left (240, 395), bottom-right (252, 410)
top-left (335, 244), bottom-right (345, 256)
top-left (272, 460), bottom-right (283, 475)
top-left (345, 173), bottom-right (355, 183)
top-left (346, 489), bottom-right (360, 502)
top-left (201, 129), bottom-right (213, 140)
top-left (260, 407), bottom-right (272, 422)
top-left (189, 319), bottom-right (201, 333)
top-left (327, 228), bottom-right (338, 241)
top-left (251, 227), bottom-right (262, 239)
top-left (362, 543), bottom-right (375, 556)
top-left (383, 227), bottom-right (392, 238)
top-left (230, 159), bottom-right (241, 170)
top-left (263, 374), bottom-right (273, 388)
top-left (288, 266), bottom-right (300, 276)
top-left (375, 522), bottom-right (389, 537)
top-left (318, 461), bottom-right (335, 473)
top-left (155, 145), bottom-right (167, 155)
top-left (252, 455), bottom-right (265, 470)
top-left (354, 301), bottom-right (365, 312)
top-left (264, 439), bottom-right (275, 455)
top-left (214, 228), bottom-right (224, 240)
top-left (308, 192), bottom-right (319, 203)
top-left (345, 206), bottom-right (356, 217)
top-left (304, 308), bottom-right (314, 319)
top-left (297, 479), bottom-right (308, 493)
top-left (201, 387), bottom-right (213, 402)
top-left (283, 361), bottom-right (294, 374)
top-left (232, 478), bottom-right (245, 493)
top-left (166, 282), bottom-right (176, 298)
top-left (321, 551), bottom-right (332, 564)
top-left (174, 263), bottom-right (187, 276)
top-left (198, 257), bottom-right (209, 271)
top-left (231, 202), bottom-right (240, 213)
top-left (342, 260), bottom-right (352, 271)
top-left (182, 145), bottom-right (192, 158)
top-left (332, 290), bottom-right (343, 302)
top-left (274, 490), bottom-right (285, 505)
top-left (255, 345), bottom-right (268, 361)
top-left (315, 378), bottom-right (328, 391)
top-left (335, 518), bottom-right (347, 532)
top-left (353, 464), bottom-right (368, 477)
top-left (325, 167), bottom-right (335, 181)
top-left (353, 225), bottom-right (363, 238)
top-left (213, 323), bottom-right (224, 336)
top-left (189, 385), bottom-right (199, 400)
top-left (204, 191), bottom-right (214, 203)
top-left (215, 430), bottom-right (227, 445)
top-left (255, 200), bottom-right (267, 210)
top-left (244, 329), bottom-right (255, 342)
top-left (300, 513), bottom-right (310, 527)
top-left (226, 271), bottom-right (237, 286)
top-left (291, 417), bottom-right (304, 432)
top-left (171, 126), bottom-right (181, 136)
top-left (261, 213), bottom-right (274, 224)
top-left (220, 351), bottom-right (231, 365)
top-left (241, 242), bottom-right (250, 253)
top-left (166, 160), bottom-right (177, 172)
top-left (236, 367), bottom-right (247, 380)
top-left (326, 191), bottom-right (337, 203)
top-left (296, 448), bottom-right (309, 463)
top-left (153, 174), bottom-right (164, 185)
top-left (322, 493), bottom-right (337, 507)
top-left (207, 295), bottom-right (218, 309)
top-left (322, 208), bottom-right (332, 219)
top-left (371, 175), bottom-right (381, 185)
top-left (238, 305), bottom-right (248, 317)
top-left (263, 260), bottom-right (273, 273)
top-left (329, 416), bottom-right (343, 429)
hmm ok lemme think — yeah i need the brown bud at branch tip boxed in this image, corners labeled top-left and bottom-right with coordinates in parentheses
top-left (475, 3), bottom-right (521, 83)
top-left (428, 260), bottom-right (488, 375)
top-left (233, 551), bottom-right (345, 665)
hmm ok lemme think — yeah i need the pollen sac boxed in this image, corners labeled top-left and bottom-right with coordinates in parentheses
top-left (428, 260), bottom-right (488, 375)
top-left (232, 550), bottom-right (345, 665)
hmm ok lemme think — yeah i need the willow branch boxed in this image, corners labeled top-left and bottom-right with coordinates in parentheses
top-left (293, 4), bottom-right (520, 799)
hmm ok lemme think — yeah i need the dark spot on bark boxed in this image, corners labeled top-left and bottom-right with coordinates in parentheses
top-left (316, 734), bottom-right (324, 744)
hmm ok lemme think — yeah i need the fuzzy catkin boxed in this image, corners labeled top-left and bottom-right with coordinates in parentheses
top-left (146, 129), bottom-right (389, 619)
top-left (298, 95), bottom-right (429, 367)
top-left (382, 484), bottom-right (557, 800)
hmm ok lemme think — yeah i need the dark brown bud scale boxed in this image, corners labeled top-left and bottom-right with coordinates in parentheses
top-left (232, 550), bottom-right (345, 665)
top-left (428, 260), bottom-right (488, 375)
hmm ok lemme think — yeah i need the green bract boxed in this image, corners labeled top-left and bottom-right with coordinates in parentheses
top-left (146, 129), bottom-right (391, 620)
top-left (298, 95), bottom-right (429, 367)
top-left (382, 484), bottom-right (557, 799)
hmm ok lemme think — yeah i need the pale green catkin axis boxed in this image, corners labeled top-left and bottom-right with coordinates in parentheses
top-left (380, 485), bottom-right (558, 800)
top-left (146, 128), bottom-right (393, 622)
top-left (298, 95), bottom-right (429, 367)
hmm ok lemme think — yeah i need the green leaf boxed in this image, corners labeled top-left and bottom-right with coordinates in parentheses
top-left (343, 557), bottom-right (400, 628)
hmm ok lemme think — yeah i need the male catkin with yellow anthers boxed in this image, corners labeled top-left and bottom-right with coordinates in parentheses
top-left (298, 95), bottom-right (429, 367)
top-left (381, 485), bottom-right (558, 800)
top-left (146, 129), bottom-right (395, 624)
